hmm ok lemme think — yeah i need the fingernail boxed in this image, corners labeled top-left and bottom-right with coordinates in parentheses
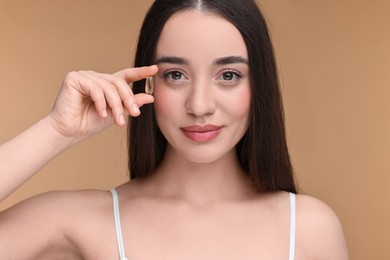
top-left (102, 109), bottom-right (108, 117)
top-left (119, 115), bottom-right (126, 125)
top-left (132, 104), bottom-right (140, 115)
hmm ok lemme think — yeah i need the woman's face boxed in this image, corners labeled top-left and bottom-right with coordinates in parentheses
top-left (153, 10), bottom-right (251, 163)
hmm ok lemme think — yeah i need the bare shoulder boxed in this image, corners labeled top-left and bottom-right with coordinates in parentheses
top-left (295, 194), bottom-right (349, 260)
top-left (2, 189), bottom-right (112, 218)
top-left (0, 189), bottom-right (112, 259)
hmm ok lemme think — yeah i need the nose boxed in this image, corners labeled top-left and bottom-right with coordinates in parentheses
top-left (185, 81), bottom-right (216, 117)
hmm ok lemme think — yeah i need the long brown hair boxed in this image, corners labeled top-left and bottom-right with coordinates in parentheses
top-left (128, 0), bottom-right (297, 193)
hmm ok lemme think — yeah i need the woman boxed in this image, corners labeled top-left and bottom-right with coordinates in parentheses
top-left (0, 0), bottom-right (349, 259)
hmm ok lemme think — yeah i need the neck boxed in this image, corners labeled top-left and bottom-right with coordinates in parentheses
top-left (145, 145), bottom-right (259, 205)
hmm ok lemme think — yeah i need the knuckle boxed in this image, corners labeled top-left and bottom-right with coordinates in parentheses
top-left (78, 70), bottom-right (94, 74)
top-left (65, 71), bottom-right (78, 78)
top-left (63, 71), bottom-right (81, 83)
top-left (111, 77), bottom-right (122, 84)
top-left (93, 96), bottom-right (106, 104)
top-left (90, 90), bottom-right (105, 100)
top-left (110, 103), bottom-right (124, 112)
top-left (111, 78), bottom-right (126, 89)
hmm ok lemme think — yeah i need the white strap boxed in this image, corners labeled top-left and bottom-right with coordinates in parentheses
top-left (110, 188), bottom-right (128, 260)
top-left (288, 192), bottom-right (296, 260)
top-left (110, 189), bottom-right (295, 260)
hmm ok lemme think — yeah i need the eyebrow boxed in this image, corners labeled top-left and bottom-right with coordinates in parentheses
top-left (153, 55), bottom-right (249, 65)
top-left (154, 56), bottom-right (190, 65)
top-left (213, 56), bottom-right (249, 65)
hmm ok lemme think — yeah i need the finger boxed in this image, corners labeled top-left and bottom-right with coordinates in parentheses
top-left (66, 71), bottom-right (109, 118)
top-left (98, 78), bottom-right (152, 120)
top-left (107, 76), bottom-right (141, 117)
top-left (81, 72), bottom-right (126, 126)
top-left (109, 69), bottom-right (157, 117)
top-left (134, 93), bottom-right (155, 107)
top-left (120, 93), bottom-right (155, 118)
top-left (89, 89), bottom-right (108, 118)
top-left (102, 86), bottom-right (126, 126)
top-left (113, 65), bottom-right (159, 84)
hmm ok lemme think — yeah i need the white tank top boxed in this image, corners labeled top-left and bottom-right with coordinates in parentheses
top-left (110, 189), bottom-right (296, 260)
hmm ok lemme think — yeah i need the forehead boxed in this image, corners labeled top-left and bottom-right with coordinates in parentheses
top-left (156, 10), bottom-right (248, 60)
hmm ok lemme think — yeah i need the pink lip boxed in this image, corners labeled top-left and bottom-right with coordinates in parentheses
top-left (181, 124), bottom-right (223, 142)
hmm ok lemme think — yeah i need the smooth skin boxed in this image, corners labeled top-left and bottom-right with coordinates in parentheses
top-left (0, 10), bottom-right (349, 260)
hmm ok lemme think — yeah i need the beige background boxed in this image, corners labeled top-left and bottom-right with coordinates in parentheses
top-left (0, 0), bottom-right (389, 259)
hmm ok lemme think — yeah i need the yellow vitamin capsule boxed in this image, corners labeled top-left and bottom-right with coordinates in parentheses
top-left (145, 75), bottom-right (154, 95)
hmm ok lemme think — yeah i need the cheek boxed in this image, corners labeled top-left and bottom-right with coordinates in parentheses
top-left (153, 85), bottom-right (177, 118)
top-left (226, 87), bottom-right (251, 118)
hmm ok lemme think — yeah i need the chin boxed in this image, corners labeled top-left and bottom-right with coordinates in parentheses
top-left (178, 147), bottom-right (234, 165)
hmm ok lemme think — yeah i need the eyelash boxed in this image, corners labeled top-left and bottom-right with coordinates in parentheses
top-left (218, 69), bottom-right (243, 81)
top-left (159, 69), bottom-right (244, 83)
top-left (161, 69), bottom-right (187, 80)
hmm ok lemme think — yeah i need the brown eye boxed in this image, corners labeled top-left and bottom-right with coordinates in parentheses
top-left (160, 69), bottom-right (189, 86)
top-left (164, 70), bottom-right (184, 80)
top-left (172, 71), bottom-right (184, 80)
top-left (219, 71), bottom-right (242, 81)
top-left (222, 72), bottom-right (235, 81)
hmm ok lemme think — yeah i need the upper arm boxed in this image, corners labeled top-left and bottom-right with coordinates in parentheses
top-left (0, 191), bottom-right (81, 259)
top-left (296, 194), bottom-right (349, 260)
